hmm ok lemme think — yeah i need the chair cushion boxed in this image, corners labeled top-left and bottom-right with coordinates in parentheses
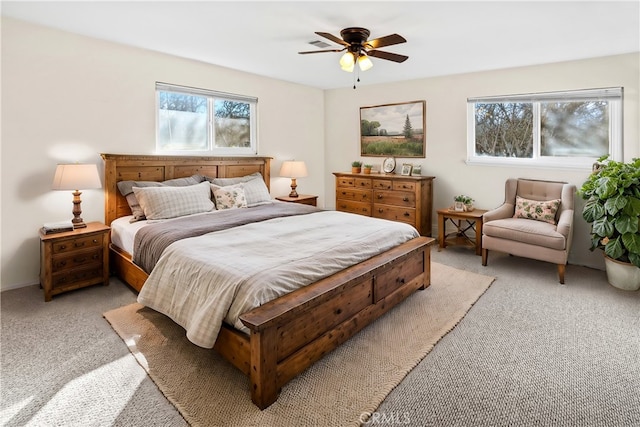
top-left (483, 218), bottom-right (566, 250)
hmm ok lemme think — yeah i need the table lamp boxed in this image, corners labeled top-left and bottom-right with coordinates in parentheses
top-left (279, 160), bottom-right (308, 198)
top-left (52, 163), bottom-right (102, 228)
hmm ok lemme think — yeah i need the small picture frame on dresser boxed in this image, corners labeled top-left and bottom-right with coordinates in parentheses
top-left (401, 164), bottom-right (413, 176)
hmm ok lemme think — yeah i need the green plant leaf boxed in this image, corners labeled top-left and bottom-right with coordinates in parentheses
top-left (592, 217), bottom-right (615, 238)
top-left (582, 198), bottom-right (605, 223)
top-left (604, 194), bottom-right (627, 216)
top-left (615, 214), bottom-right (639, 235)
top-left (628, 252), bottom-right (640, 268)
top-left (595, 177), bottom-right (617, 199)
top-left (622, 232), bottom-right (640, 255)
top-left (604, 237), bottom-right (624, 260)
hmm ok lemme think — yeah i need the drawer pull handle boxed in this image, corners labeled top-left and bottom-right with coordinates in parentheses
top-left (377, 195), bottom-right (383, 199)
top-left (378, 209), bottom-right (384, 213)
top-left (397, 278), bottom-right (405, 284)
top-left (342, 192), bottom-right (346, 195)
top-left (59, 245), bottom-right (66, 250)
top-left (75, 242), bottom-right (85, 248)
top-left (404, 212), bottom-right (410, 217)
top-left (403, 197), bottom-right (409, 202)
top-left (92, 239), bottom-right (98, 243)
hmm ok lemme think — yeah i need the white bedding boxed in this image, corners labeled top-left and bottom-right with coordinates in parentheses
top-left (136, 210), bottom-right (419, 348)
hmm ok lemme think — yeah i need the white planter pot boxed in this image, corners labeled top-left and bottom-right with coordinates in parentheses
top-left (604, 256), bottom-right (640, 291)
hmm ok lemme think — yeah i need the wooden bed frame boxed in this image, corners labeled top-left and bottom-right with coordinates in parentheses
top-left (101, 153), bottom-right (435, 409)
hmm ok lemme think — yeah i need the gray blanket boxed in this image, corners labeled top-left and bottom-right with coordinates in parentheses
top-left (133, 203), bottom-right (320, 273)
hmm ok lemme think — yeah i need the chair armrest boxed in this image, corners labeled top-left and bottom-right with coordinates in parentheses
top-left (483, 203), bottom-right (514, 222)
top-left (556, 209), bottom-right (574, 238)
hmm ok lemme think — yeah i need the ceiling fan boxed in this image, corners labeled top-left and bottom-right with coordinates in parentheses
top-left (299, 27), bottom-right (408, 73)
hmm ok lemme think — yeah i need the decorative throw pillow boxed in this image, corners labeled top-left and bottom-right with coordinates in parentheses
top-left (117, 174), bottom-right (205, 222)
top-left (513, 196), bottom-right (561, 224)
top-left (207, 173), bottom-right (272, 207)
top-left (132, 181), bottom-right (214, 220)
top-left (211, 183), bottom-right (248, 210)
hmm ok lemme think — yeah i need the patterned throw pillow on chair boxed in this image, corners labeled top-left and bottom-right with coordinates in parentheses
top-left (513, 196), bottom-right (561, 224)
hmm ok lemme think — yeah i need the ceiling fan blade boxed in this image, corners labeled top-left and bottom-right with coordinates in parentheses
top-left (367, 50), bottom-right (409, 63)
top-left (315, 31), bottom-right (350, 47)
top-left (366, 34), bottom-right (407, 49)
top-left (298, 48), bottom-right (345, 55)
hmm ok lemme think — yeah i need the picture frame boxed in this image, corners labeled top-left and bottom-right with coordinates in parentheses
top-left (401, 163), bottom-right (413, 176)
top-left (360, 100), bottom-right (426, 158)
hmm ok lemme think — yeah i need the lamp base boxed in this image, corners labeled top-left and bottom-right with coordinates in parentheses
top-left (289, 178), bottom-right (299, 198)
top-left (71, 190), bottom-right (87, 229)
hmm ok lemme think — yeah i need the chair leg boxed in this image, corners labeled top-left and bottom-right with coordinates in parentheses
top-left (558, 264), bottom-right (565, 284)
top-left (482, 249), bottom-right (488, 266)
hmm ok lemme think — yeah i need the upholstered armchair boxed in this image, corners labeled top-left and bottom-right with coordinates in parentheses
top-left (482, 178), bottom-right (576, 284)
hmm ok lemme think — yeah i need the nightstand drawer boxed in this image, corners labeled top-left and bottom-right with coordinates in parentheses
top-left (52, 248), bottom-right (103, 273)
top-left (52, 266), bottom-right (104, 289)
top-left (52, 234), bottom-right (104, 254)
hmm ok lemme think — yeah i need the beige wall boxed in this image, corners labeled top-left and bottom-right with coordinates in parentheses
top-left (1, 18), bottom-right (325, 289)
top-left (324, 52), bottom-right (640, 270)
top-left (2, 16), bottom-right (639, 290)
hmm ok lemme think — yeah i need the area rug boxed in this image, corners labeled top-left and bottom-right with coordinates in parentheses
top-left (103, 262), bottom-right (494, 427)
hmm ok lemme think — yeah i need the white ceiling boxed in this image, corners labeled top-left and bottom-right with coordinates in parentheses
top-left (2, 1), bottom-right (639, 90)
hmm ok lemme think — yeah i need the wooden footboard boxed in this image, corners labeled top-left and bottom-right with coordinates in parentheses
top-left (238, 236), bottom-right (433, 409)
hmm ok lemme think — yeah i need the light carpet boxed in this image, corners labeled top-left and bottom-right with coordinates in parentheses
top-left (103, 262), bottom-right (495, 427)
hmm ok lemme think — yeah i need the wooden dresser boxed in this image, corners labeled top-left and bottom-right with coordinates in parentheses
top-left (333, 172), bottom-right (435, 236)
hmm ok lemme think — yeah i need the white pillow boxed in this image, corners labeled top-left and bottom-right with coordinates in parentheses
top-left (211, 183), bottom-right (248, 210)
top-left (132, 181), bottom-right (215, 220)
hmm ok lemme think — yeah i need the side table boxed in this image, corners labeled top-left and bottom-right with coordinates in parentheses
top-left (437, 208), bottom-right (488, 255)
top-left (275, 194), bottom-right (318, 207)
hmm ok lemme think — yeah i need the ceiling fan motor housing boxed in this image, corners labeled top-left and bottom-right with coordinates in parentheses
top-left (340, 27), bottom-right (371, 52)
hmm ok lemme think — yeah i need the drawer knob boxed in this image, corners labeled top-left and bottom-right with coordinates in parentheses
top-left (92, 239), bottom-right (98, 243)
top-left (403, 197), bottom-right (409, 202)
top-left (59, 245), bottom-right (66, 250)
top-left (75, 242), bottom-right (85, 248)
top-left (378, 208), bottom-right (384, 213)
top-left (378, 195), bottom-right (383, 199)
top-left (404, 212), bottom-right (410, 217)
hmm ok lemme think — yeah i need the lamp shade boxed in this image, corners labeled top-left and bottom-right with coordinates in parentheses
top-left (52, 164), bottom-right (102, 191)
top-left (339, 52), bottom-right (355, 72)
top-left (358, 54), bottom-right (373, 71)
top-left (279, 161), bottom-right (308, 178)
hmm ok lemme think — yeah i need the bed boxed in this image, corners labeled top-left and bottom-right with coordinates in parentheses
top-left (102, 153), bottom-right (435, 409)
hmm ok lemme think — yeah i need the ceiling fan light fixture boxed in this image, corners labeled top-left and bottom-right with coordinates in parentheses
top-left (358, 54), bottom-right (373, 71)
top-left (339, 51), bottom-right (355, 72)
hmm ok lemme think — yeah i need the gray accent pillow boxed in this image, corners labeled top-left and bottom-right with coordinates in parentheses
top-left (207, 173), bottom-right (271, 207)
top-left (117, 174), bottom-right (205, 222)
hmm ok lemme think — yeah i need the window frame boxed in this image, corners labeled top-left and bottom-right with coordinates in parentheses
top-left (466, 87), bottom-right (623, 170)
top-left (155, 82), bottom-right (258, 155)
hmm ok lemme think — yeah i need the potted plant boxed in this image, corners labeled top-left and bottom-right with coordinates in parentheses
top-left (351, 161), bottom-right (362, 174)
top-left (579, 155), bottom-right (640, 291)
top-left (454, 195), bottom-right (474, 212)
top-left (363, 164), bottom-right (373, 174)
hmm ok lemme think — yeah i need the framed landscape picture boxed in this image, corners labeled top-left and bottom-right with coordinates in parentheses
top-left (360, 100), bottom-right (426, 158)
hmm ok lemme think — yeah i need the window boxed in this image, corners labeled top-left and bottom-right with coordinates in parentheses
top-left (467, 87), bottom-right (622, 169)
top-left (156, 82), bottom-right (257, 155)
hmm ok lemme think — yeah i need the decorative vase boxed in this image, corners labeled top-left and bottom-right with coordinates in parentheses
top-left (363, 167), bottom-right (372, 174)
top-left (464, 203), bottom-right (474, 212)
top-left (604, 256), bottom-right (640, 291)
top-left (352, 167), bottom-right (361, 174)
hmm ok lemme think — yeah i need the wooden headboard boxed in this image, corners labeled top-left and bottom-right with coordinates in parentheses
top-left (101, 153), bottom-right (272, 226)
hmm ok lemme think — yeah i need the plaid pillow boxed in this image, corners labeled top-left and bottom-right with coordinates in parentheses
top-left (132, 181), bottom-right (214, 220)
top-left (513, 196), bottom-right (561, 224)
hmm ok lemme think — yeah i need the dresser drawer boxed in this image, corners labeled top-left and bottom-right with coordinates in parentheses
top-left (52, 234), bottom-right (104, 254)
top-left (393, 181), bottom-right (417, 192)
top-left (373, 205), bottom-right (416, 224)
top-left (51, 266), bottom-right (104, 289)
top-left (52, 248), bottom-right (103, 273)
top-left (353, 178), bottom-right (372, 189)
top-left (372, 179), bottom-right (393, 190)
top-left (337, 200), bottom-right (372, 216)
top-left (374, 190), bottom-right (416, 207)
top-left (336, 188), bottom-right (372, 203)
top-left (337, 177), bottom-right (355, 188)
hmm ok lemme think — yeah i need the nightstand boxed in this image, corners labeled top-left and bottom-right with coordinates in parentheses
top-left (39, 222), bottom-right (110, 302)
top-left (275, 194), bottom-right (318, 207)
